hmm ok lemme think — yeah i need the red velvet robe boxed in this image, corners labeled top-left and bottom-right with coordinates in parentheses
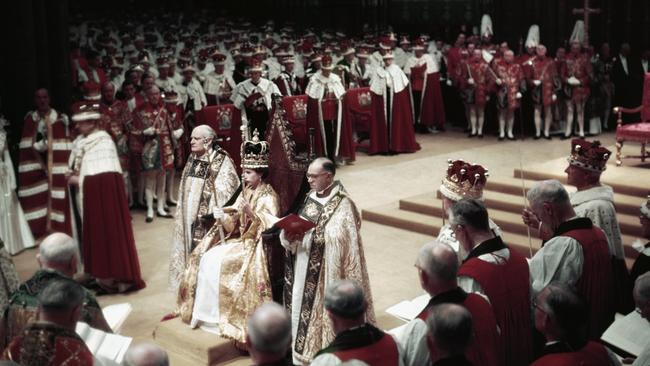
top-left (420, 72), bottom-right (446, 128)
top-left (369, 89), bottom-right (420, 154)
top-left (417, 288), bottom-right (500, 366)
top-left (18, 110), bottom-right (73, 240)
top-left (458, 238), bottom-right (533, 366)
top-left (531, 341), bottom-right (611, 366)
top-left (82, 172), bottom-right (145, 290)
top-left (562, 222), bottom-right (615, 339)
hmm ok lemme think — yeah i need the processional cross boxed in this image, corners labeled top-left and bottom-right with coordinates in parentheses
top-left (572, 0), bottom-right (601, 47)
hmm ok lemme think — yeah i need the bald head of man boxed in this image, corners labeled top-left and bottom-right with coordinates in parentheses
top-left (124, 343), bottom-right (169, 366)
top-left (37, 233), bottom-right (78, 277)
top-left (416, 241), bottom-right (459, 296)
top-left (324, 279), bottom-right (367, 335)
top-left (246, 302), bottom-right (291, 364)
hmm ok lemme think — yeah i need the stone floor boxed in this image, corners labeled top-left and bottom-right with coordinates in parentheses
top-left (12, 128), bottom-right (642, 365)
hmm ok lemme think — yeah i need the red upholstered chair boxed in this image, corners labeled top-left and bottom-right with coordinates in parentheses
top-left (281, 95), bottom-right (309, 151)
top-left (613, 73), bottom-right (650, 166)
top-left (198, 104), bottom-right (242, 168)
top-left (344, 87), bottom-right (373, 150)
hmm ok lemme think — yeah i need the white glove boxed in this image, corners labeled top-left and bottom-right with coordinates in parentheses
top-left (143, 127), bottom-right (156, 136)
top-left (552, 94), bottom-right (557, 102)
top-left (516, 92), bottom-right (522, 99)
top-left (467, 78), bottom-right (475, 85)
top-left (533, 80), bottom-right (541, 86)
top-left (446, 79), bottom-right (452, 86)
top-left (496, 78), bottom-right (502, 86)
top-left (212, 207), bottom-right (224, 220)
top-left (172, 128), bottom-right (183, 141)
top-left (567, 76), bottom-right (580, 86)
top-left (33, 139), bottom-right (47, 152)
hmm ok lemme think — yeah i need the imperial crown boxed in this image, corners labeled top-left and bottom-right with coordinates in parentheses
top-left (241, 129), bottom-right (270, 169)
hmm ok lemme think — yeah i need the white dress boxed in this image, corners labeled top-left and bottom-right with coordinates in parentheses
top-left (0, 127), bottom-right (36, 255)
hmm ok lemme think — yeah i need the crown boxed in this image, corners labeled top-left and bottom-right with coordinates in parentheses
top-left (642, 195), bottom-right (650, 220)
top-left (439, 159), bottom-right (489, 201)
top-left (568, 138), bottom-right (611, 172)
top-left (241, 129), bottom-right (269, 169)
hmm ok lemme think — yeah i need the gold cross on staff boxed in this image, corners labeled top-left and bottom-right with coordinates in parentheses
top-left (572, 0), bottom-right (601, 47)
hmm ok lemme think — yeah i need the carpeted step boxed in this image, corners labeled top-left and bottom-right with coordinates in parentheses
top-left (153, 317), bottom-right (249, 365)
top-left (362, 204), bottom-right (440, 237)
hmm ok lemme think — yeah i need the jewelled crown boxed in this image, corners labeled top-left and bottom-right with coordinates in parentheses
top-left (241, 129), bottom-right (269, 169)
top-left (439, 159), bottom-right (489, 201)
top-left (568, 138), bottom-right (611, 172)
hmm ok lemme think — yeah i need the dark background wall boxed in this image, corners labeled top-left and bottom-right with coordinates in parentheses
top-left (1, 0), bottom-right (648, 156)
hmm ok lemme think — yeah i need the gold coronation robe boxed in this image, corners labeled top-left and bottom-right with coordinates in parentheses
top-left (176, 182), bottom-right (279, 342)
top-left (280, 181), bottom-right (375, 364)
top-left (169, 148), bottom-right (240, 293)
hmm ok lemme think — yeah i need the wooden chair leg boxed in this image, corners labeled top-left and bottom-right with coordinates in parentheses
top-left (616, 140), bottom-right (623, 166)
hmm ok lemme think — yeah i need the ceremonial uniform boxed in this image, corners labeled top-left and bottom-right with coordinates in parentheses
top-left (368, 61), bottom-right (420, 154)
top-left (404, 46), bottom-right (446, 129)
top-left (204, 72), bottom-right (236, 105)
top-left (274, 70), bottom-right (301, 96)
top-left (530, 56), bottom-right (557, 107)
top-left (232, 76), bottom-right (280, 139)
top-left (305, 62), bottom-right (346, 160)
top-left (100, 100), bottom-right (131, 173)
top-left (18, 109), bottom-right (73, 241)
top-left (69, 104), bottom-right (146, 292)
top-left (564, 52), bottom-right (592, 104)
top-left (494, 59), bottom-right (525, 139)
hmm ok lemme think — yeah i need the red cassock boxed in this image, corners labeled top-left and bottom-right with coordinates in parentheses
top-left (342, 87), bottom-right (374, 158)
top-left (530, 341), bottom-right (611, 366)
top-left (18, 110), bottom-right (73, 240)
top-left (562, 221), bottom-right (615, 338)
top-left (458, 239), bottom-right (533, 366)
top-left (416, 289), bottom-right (500, 366)
top-left (369, 65), bottom-right (420, 154)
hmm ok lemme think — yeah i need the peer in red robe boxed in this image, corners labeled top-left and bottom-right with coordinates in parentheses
top-left (458, 236), bottom-right (533, 366)
top-left (305, 56), bottom-right (348, 161)
top-left (68, 101), bottom-right (145, 293)
top-left (368, 53), bottom-right (420, 154)
top-left (404, 41), bottom-right (446, 132)
top-left (18, 89), bottom-right (73, 241)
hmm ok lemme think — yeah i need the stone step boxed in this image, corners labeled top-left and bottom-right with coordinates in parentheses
top-left (407, 191), bottom-right (642, 239)
top-left (153, 317), bottom-right (249, 365)
top-left (362, 204), bottom-right (541, 258)
top-left (487, 176), bottom-right (644, 217)
top-left (514, 167), bottom-right (650, 198)
top-left (365, 200), bottom-right (640, 264)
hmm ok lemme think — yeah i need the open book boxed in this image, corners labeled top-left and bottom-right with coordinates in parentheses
top-left (102, 303), bottom-right (132, 333)
top-left (601, 311), bottom-right (650, 357)
top-left (385, 294), bottom-right (430, 322)
top-left (273, 214), bottom-right (316, 235)
top-left (76, 322), bottom-right (132, 366)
